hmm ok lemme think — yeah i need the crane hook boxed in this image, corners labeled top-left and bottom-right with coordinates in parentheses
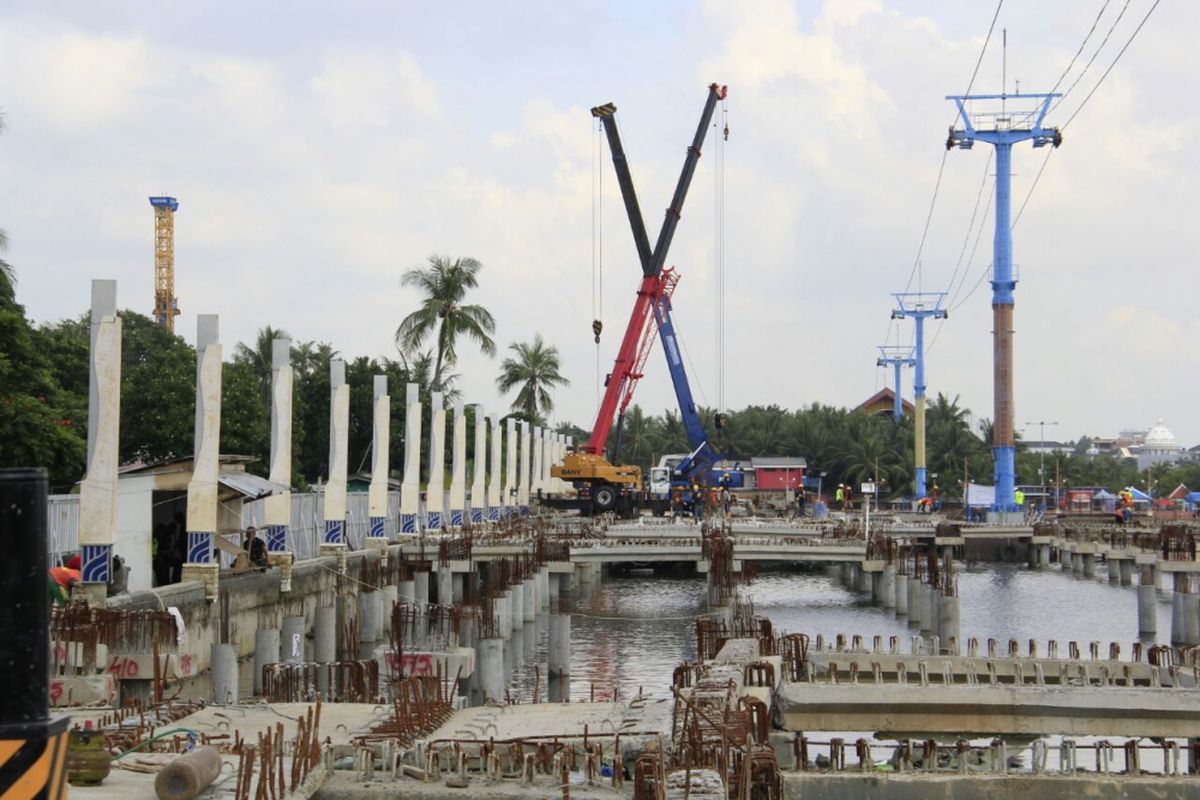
top-left (592, 319), bottom-right (603, 344)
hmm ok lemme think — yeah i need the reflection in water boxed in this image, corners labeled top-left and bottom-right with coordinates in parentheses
top-left (502, 563), bottom-right (1176, 703)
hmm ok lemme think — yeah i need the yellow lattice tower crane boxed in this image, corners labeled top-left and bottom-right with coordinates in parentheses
top-left (149, 195), bottom-right (180, 332)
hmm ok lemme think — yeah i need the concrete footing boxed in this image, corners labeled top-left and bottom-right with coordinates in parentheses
top-left (211, 643), bottom-right (237, 705)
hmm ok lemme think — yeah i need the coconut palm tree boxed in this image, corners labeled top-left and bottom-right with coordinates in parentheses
top-left (234, 325), bottom-right (291, 403)
top-left (395, 255), bottom-right (496, 391)
top-left (495, 334), bottom-right (569, 424)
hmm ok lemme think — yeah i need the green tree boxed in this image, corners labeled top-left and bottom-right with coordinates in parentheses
top-left (495, 334), bottom-right (569, 424)
top-left (233, 325), bottom-right (290, 404)
top-left (394, 255), bottom-right (496, 391)
top-left (0, 266), bottom-right (85, 489)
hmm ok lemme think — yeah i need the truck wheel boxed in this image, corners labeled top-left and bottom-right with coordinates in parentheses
top-left (593, 486), bottom-right (617, 513)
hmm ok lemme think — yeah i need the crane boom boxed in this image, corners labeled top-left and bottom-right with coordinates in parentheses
top-left (582, 83), bottom-right (725, 457)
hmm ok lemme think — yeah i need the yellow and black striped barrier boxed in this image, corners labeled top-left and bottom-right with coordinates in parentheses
top-left (1, 470), bottom-right (71, 800)
top-left (0, 722), bottom-right (69, 800)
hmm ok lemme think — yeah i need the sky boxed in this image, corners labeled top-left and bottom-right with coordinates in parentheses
top-left (1, 0), bottom-right (1195, 448)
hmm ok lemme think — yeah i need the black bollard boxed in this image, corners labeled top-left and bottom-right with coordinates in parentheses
top-left (0, 468), bottom-right (69, 797)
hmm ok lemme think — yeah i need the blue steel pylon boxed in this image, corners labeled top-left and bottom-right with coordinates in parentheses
top-left (946, 91), bottom-right (1061, 513)
top-left (891, 292), bottom-right (946, 500)
top-left (876, 346), bottom-right (915, 421)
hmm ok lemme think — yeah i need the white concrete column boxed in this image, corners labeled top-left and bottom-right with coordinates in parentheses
top-left (182, 315), bottom-right (221, 599)
top-left (321, 359), bottom-right (349, 553)
top-left (518, 421), bottom-right (532, 514)
top-left (265, 338), bottom-right (293, 583)
top-left (448, 401), bottom-right (467, 528)
top-left (367, 374), bottom-right (390, 546)
top-left (426, 392), bottom-right (446, 531)
top-left (504, 417), bottom-right (517, 518)
top-left (399, 383), bottom-right (422, 534)
top-left (79, 287), bottom-right (121, 600)
top-left (486, 413), bottom-right (502, 522)
top-left (542, 431), bottom-right (554, 494)
top-left (530, 426), bottom-right (544, 498)
top-left (470, 404), bottom-right (487, 524)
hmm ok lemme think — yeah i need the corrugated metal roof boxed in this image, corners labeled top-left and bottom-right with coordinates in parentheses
top-left (218, 469), bottom-right (288, 500)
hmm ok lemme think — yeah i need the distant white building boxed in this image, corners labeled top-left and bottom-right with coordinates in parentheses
top-left (1133, 419), bottom-right (1185, 470)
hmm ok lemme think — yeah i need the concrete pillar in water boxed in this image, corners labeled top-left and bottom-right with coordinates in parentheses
top-left (321, 359), bottom-right (350, 556)
top-left (907, 577), bottom-right (921, 627)
top-left (549, 612), bottom-right (571, 702)
top-left (470, 404), bottom-right (487, 525)
top-left (211, 643), bottom-right (237, 705)
top-left (426, 392), bottom-right (447, 531)
top-left (870, 571), bottom-right (883, 605)
top-left (549, 571), bottom-right (561, 604)
top-left (1172, 573), bottom-right (1189, 644)
top-left (510, 584), bottom-right (524, 629)
top-left (487, 412), bottom-right (502, 522)
top-left (182, 315), bottom-right (222, 599)
top-left (399, 383), bottom-right (422, 533)
top-left (281, 616), bottom-right (306, 664)
top-left (894, 571), bottom-right (908, 615)
top-left (359, 591), bottom-right (382, 644)
top-left (937, 594), bottom-right (960, 652)
top-left (881, 565), bottom-right (897, 609)
top-left (857, 566), bottom-right (872, 595)
top-left (1138, 566), bottom-right (1158, 637)
top-left (1186, 589), bottom-right (1200, 647)
top-left (315, 606), bottom-right (336, 663)
top-left (265, 337), bottom-right (294, 587)
top-left (253, 629), bottom-right (280, 695)
top-left (1082, 553), bottom-right (1096, 578)
top-left (78, 281), bottom-right (121, 601)
top-left (1072, 552), bottom-right (1084, 574)
top-left (1120, 560), bottom-right (1133, 586)
top-left (437, 566), bottom-right (453, 608)
top-left (398, 579), bottom-right (415, 605)
top-left (1107, 557), bottom-right (1120, 583)
top-left (496, 592), bottom-right (512, 640)
top-left (448, 401), bottom-right (468, 528)
top-left (538, 566), bottom-right (550, 609)
top-left (477, 638), bottom-right (504, 704)
top-left (523, 579), bottom-right (536, 622)
top-left (1038, 544), bottom-right (1051, 570)
top-left (921, 584), bottom-right (936, 634)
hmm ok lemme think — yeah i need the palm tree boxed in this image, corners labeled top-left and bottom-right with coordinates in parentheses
top-left (395, 255), bottom-right (496, 391)
top-left (495, 334), bottom-right (569, 424)
top-left (234, 325), bottom-right (291, 403)
top-left (0, 110), bottom-right (12, 294)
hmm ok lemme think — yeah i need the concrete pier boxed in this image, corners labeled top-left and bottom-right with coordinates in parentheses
top-left (380, 584), bottom-right (397, 635)
top-left (253, 629), bottom-right (280, 694)
top-left (414, 570), bottom-right (429, 608)
top-left (437, 566), bottom-right (453, 607)
top-left (937, 593), bottom-right (960, 651)
top-left (211, 643), bottom-right (237, 704)
top-left (359, 591), bottom-right (382, 644)
top-left (510, 584), bottom-right (524, 629)
top-left (1038, 543), bottom-right (1050, 569)
top-left (496, 593), bottom-right (512, 640)
top-left (1082, 553), bottom-right (1096, 578)
top-left (907, 577), bottom-right (921, 627)
top-left (881, 565), bottom-right (897, 609)
top-left (315, 605), bottom-right (337, 663)
top-left (477, 638), bottom-right (504, 703)
top-left (1138, 566), bottom-right (1157, 637)
top-left (522, 579), bottom-right (535, 623)
top-left (1107, 557), bottom-right (1120, 583)
top-left (1120, 560), bottom-right (1134, 587)
top-left (549, 612), bottom-right (570, 702)
top-left (894, 572), bottom-right (908, 615)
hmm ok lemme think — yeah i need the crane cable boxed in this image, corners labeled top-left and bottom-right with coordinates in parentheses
top-left (714, 97), bottom-right (728, 420)
top-left (592, 118), bottom-right (604, 410)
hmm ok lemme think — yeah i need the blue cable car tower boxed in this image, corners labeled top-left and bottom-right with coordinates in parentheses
top-left (891, 292), bottom-right (946, 500)
top-left (876, 345), bottom-right (915, 421)
top-left (946, 91), bottom-right (1061, 514)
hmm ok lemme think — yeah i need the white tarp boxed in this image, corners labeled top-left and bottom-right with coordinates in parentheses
top-left (965, 482), bottom-right (995, 507)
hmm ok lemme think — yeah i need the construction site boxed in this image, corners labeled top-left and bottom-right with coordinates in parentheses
top-left (3, 3), bottom-right (1197, 800)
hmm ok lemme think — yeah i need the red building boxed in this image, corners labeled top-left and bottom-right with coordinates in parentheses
top-left (751, 457), bottom-right (806, 491)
